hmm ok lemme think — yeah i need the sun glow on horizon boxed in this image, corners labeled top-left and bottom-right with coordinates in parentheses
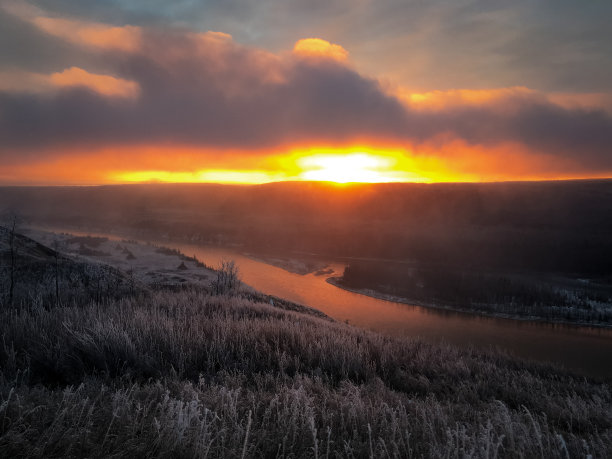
top-left (111, 169), bottom-right (289, 184)
top-left (296, 152), bottom-right (426, 183)
top-left (107, 146), bottom-right (437, 185)
top-left (10, 143), bottom-right (605, 187)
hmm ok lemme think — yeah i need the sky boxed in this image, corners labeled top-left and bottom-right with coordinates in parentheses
top-left (1, 0), bottom-right (611, 184)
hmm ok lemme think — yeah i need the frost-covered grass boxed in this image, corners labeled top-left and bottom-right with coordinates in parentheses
top-left (24, 229), bottom-right (215, 291)
top-left (1, 290), bottom-right (610, 458)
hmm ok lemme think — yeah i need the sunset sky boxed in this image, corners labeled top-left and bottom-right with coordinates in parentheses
top-left (1, 0), bottom-right (611, 184)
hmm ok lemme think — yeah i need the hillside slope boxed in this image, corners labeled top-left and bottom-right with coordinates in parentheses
top-left (0, 226), bottom-right (141, 307)
top-left (0, 292), bottom-right (610, 457)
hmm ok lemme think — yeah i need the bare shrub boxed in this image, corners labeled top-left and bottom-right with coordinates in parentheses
top-left (212, 259), bottom-right (240, 295)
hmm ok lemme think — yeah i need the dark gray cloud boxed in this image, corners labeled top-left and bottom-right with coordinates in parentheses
top-left (0, 8), bottom-right (82, 72)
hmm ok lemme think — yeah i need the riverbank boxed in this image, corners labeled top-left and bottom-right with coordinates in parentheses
top-left (327, 276), bottom-right (612, 329)
top-left (241, 252), bottom-right (331, 275)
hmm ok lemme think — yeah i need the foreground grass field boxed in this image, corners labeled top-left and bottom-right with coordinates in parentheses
top-left (1, 288), bottom-right (610, 458)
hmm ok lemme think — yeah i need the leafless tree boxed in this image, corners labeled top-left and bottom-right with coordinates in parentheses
top-left (51, 239), bottom-right (61, 306)
top-left (212, 259), bottom-right (240, 295)
top-left (7, 215), bottom-right (18, 308)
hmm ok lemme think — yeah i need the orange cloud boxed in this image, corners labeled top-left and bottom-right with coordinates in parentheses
top-left (0, 145), bottom-right (286, 185)
top-left (195, 30), bottom-right (233, 44)
top-left (408, 137), bottom-right (578, 182)
top-left (399, 87), bottom-right (541, 111)
top-left (50, 67), bottom-right (139, 98)
top-left (0, 67), bottom-right (139, 98)
top-left (392, 86), bottom-right (612, 115)
top-left (33, 17), bottom-right (141, 52)
top-left (2, 1), bottom-right (141, 52)
top-left (293, 38), bottom-right (349, 62)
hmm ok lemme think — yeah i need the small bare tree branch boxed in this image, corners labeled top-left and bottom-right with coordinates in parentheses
top-left (8, 215), bottom-right (17, 308)
top-left (212, 259), bottom-right (240, 295)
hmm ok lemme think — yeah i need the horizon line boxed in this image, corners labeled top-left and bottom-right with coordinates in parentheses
top-left (2, 177), bottom-right (612, 188)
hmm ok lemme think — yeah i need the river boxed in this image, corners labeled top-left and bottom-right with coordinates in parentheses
top-left (43, 228), bottom-right (612, 379)
top-left (164, 243), bottom-right (612, 380)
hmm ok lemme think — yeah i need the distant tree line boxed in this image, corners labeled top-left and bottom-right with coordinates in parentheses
top-left (338, 261), bottom-right (612, 324)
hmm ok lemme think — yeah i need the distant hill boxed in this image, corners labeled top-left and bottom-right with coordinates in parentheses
top-left (2, 179), bottom-right (612, 274)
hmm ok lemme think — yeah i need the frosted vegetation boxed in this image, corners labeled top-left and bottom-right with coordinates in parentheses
top-left (1, 227), bottom-right (611, 457)
top-left (1, 288), bottom-right (611, 457)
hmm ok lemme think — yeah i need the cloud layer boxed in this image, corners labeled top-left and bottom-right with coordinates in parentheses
top-left (1, 1), bottom-right (611, 180)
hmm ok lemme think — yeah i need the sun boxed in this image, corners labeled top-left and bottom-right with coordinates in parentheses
top-left (297, 152), bottom-right (412, 183)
